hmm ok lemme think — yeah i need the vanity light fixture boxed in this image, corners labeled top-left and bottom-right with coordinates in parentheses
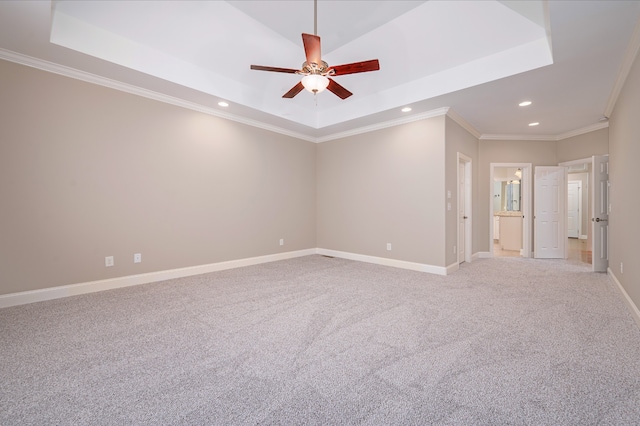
top-left (528, 122), bottom-right (539, 126)
top-left (519, 101), bottom-right (532, 107)
top-left (515, 168), bottom-right (522, 179)
top-left (401, 107), bottom-right (412, 112)
top-left (218, 101), bottom-right (229, 107)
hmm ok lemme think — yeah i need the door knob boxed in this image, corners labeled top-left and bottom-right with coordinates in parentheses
top-left (595, 218), bottom-right (608, 222)
top-left (463, 216), bottom-right (468, 219)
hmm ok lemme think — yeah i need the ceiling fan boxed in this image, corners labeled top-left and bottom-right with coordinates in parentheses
top-left (250, 2), bottom-right (380, 99)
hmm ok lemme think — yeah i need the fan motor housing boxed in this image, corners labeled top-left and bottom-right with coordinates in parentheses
top-left (299, 61), bottom-right (333, 76)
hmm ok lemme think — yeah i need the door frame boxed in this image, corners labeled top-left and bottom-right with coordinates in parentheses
top-left (489, 163), bottom-right (532, 258)
top-left (458, 153), bottom-right (472, 264)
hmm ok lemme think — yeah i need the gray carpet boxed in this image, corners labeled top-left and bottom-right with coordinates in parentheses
top-left (1, 255), bottom-right (640, 425)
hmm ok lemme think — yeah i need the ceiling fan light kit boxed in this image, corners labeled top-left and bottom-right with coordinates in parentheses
top-left (302, 74), bottom-right (330, 94)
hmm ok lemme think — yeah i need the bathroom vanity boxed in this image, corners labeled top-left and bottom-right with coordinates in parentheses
top-left (494, 211), bottom-right (523, 251)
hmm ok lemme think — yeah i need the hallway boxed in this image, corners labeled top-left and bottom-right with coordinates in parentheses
top-left (493, 238), bottom-right (592, 265)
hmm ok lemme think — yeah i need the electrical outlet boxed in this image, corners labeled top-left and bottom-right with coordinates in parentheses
top-left (134, 253), bottom-right (142, 263)
top-left (279, 238), bottom-right (284, 246)
top-left (387, 243), bottom-right (392, 251)
top-left (105, 256), bottom-right (114, 267)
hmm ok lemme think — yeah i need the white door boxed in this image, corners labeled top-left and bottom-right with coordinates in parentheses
top-left (458, 161), bottom-right (466, 264)
top-left (567, 181), bottom-right (581, 238)
top-left (592, 155), bottom-right (609, 272)
top-left (535, 167), bottom-right (567, 258)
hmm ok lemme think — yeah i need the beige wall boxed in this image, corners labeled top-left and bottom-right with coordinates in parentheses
top-left (316, 116), bottom-right (447, 266)
top-left (608, 49), bottom-right (640, 310)
top-left (1, 54), bottom-right (628, 299)
top-left (0, 60), bottom-right (317, 295)
top-left (557, 127), bottom-right (608, 163)
top-left (445, 117), bottom-right (479, 266)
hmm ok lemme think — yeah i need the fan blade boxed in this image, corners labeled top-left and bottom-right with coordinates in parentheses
top-left (302, 33), bottom-right (322, 65)
top-left (327, 78), bottom-right (352, 99)
top-left (283, 81), bottom-right (305, 98)
top-left (251, 65), bottom-right (299, 74)
top-left (331, 59), bottom-right (380, 76)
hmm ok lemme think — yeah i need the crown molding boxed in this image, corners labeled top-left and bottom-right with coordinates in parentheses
top-left (555, 121), bottom-right (608, 140)
top-left (0, 48), bottom-right (613, 145)
top-left (0, 49), bottom-right (464, 144)
top-left (480, 121), bottom-right (609, 142)
top-left (604, 17), bottom-right (640, 118)
top-left (316, 106), bottom-right (487, 143)
top-left (479, 133), bottom-right (558, 141)
top-left (0, 48), bottom-right (317, 143)
top-left (314, 107), bottom-right (451, 143)
top-left (445, 108), bottom-right (482, 138)
top-left (1, 48), bottom-right (454, 144)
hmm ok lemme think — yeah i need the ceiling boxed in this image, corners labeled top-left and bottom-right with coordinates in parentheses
top-left (1, 1), bottom-right (639, 142)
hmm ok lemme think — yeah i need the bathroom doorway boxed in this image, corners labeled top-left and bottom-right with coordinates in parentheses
top-left (490, 163), bottom-right (532, 258)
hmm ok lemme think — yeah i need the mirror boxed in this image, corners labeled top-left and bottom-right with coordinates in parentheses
top-left (493, 167), bottom-right (522, 212)
top-left (505, 181), bottom-right (521, 211)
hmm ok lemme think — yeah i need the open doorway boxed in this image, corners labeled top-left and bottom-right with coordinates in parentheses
top-left (490, 163), bottom-right (532, 258)
top-left (560, 159), bottom-right (592, 265)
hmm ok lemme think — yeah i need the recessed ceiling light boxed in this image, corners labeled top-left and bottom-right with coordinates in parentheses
top-left (401, 107), bottom-right (412, 112)
top-left (528, 122), bottom-right (539, 126)
top-left (218, 101), bottom-right (229, 107)
top-left (519, 101), bottom-right (532, 107)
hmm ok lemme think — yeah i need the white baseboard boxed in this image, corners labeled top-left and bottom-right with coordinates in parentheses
top-left (608, 268), bottom-right (640, 330)
top-left (317, 248), bottom-right (448, 276)
top-left (478, 251), bottom-right (492, 258)
top-left (0, 249), bottom-right (316, 309)
top-left (471, 252), bottom-right (481, 261)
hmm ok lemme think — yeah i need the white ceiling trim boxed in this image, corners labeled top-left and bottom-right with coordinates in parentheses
top-left (555, 122), bottom-right (609, 141)
top-left (0, 47), bottom-right (612, 145)
top-left (1, 47), bottom-right (458, 144)
top-left (446, 109), bottom-right (481, 139)
top-left (480, 121), bottom-right (609, 142)
top-left (604, 16), bottom-right (640, 119)
top-left (0, 48), bottom-right (317, 143)
top-left (480, 133), bottom-right (557, 141)
top-left (315, 108), bottom-right (451, 143)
